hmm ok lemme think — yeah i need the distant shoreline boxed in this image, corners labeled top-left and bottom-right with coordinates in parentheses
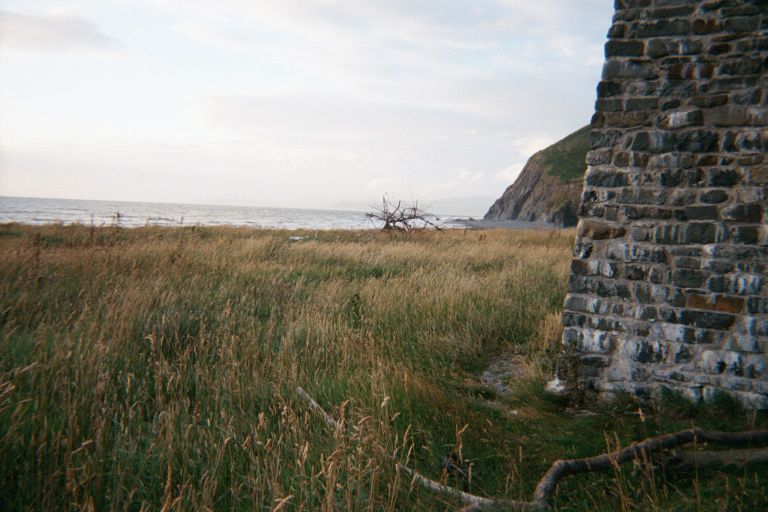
top-left (0, 218), bottom-right (564, 232)
top-left (450, 218), bottom-right (557, 230)
top-left (1, 196), bottom-right (563, 231)
top-left (0, 217), bottom-right (563, 231)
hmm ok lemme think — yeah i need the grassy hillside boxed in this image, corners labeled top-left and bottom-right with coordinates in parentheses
top-left (1, 224), bottom-right (766, 511)
top-left (540, 125), bottom-right (591, 183)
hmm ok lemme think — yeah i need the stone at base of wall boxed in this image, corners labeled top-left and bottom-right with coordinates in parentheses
top-left (592, 382), bottom-right (768, 411)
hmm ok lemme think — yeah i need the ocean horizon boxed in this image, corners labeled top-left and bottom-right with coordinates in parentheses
top-left (0, 196), bottom-right (473, 231)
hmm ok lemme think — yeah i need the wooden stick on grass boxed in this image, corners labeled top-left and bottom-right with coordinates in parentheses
top-left (296, 386), bottom-right (339, 430)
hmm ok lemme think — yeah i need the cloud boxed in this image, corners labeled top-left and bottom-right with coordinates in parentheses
top-left (510, 135), bottom-right (558, 158)
top-left (0, 9), bottom-right (120, 55)
top-left (1, 1), bottom-right (614, 208)
top-left (458, 170), bottom-right (486, 184)
top-left (132, 0), bottom-right (609, 89)
top-left (203, 93), bottom-right (483, 142)
top-left (495, 163), bottom-right (526, 183)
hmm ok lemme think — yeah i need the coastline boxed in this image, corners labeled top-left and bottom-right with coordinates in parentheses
top-left (450, 218), bottom-right (557, 230)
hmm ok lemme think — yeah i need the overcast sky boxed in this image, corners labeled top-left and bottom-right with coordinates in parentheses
top-left (0, 0), bottom-right (613, 210)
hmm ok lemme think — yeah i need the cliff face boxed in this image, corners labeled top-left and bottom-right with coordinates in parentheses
top-left (484, 125), bottom-right (590, 227)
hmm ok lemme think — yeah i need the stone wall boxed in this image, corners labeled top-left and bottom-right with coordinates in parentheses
top-left (562, 0), bottom-right (768, 408)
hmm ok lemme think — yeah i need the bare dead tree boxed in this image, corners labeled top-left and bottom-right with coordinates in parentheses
top-left (296, 387), bottom-right (768, 512)
top-left (366, 196), bottom-right (442, 232)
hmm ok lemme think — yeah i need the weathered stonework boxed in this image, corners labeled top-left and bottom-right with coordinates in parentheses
top-left (562, 0), bottom-right (768, 408)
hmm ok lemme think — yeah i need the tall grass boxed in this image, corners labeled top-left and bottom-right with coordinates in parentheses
top-left (0, 224), bottom-right (765, 511)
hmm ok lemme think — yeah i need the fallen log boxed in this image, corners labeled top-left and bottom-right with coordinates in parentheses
top-left (296, 386), bottom-right (339, 430)
top-left (668, 446), bottom-right (768, 468)
top-left (531, 428), bottom-right (768, 506)
top-left (296, 387), bottom-right (768, 511)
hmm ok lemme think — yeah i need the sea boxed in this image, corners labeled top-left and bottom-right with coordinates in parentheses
top-left (0, 196), bottom-right (471, 231)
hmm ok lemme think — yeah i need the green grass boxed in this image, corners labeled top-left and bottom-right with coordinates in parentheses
top-left (541, 125), bottom-right (591, 184)
top-left (0, 224), bottom-right (765, 511)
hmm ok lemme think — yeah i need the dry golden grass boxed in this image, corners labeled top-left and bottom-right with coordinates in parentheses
top-left (0, 225), bottom-right (572, 511)
top-left (0, 224), bottom-right (765, 511)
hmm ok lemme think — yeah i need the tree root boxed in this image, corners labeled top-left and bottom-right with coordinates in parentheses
top-left (295, 387), bottom-right (768, 511)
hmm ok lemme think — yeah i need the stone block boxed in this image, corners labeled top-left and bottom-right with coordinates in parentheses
top-left (605, 39), bottom-right (646, 57)
top-left (707, 275), bottom-right (762, 295)
top-left (649, 152), bottom-right (696, 169)
top-left (710, 106), bottom-right (750, 127)
top-left (723, 16), bottom-right (760, 33)
top-left (603, 60), bottom-right (660, 80)
top-left (597, 80), bottom-right (623, 99)
top-left (747, 297), bottom-right (768, 315)
top-left (669, 188), bottom-right (696, 205)
top-left (686, 293), bottom-right (745, 314)
top-left (693, 17), bottom-right (720, 34)
top-left (659, 322), bottom-right (696, 343)
top-left (722, 5), bottom-right (763, 17)
top-left (708, 42), bottom-right (732, 56)
top-left (604, 111), bottom-right (653, 127)
top-left (621, 338), bottom-right (666, 363)
top-left (701, 257), bottom-right (734, 273)
top-left (590, 129), bottom-right (623, 149)
top-left (585, 168), bottom-right (628, 187)
top-left (722, 203), bottom-right (764, 223)
top-left (680, 309), bottom-right (737, 330)
top-left (579, 330), bottom-right (614, 354)
top-left (655, 222), bottom-right (727, 245)
top-left (577, 219), bottom-right (626, 240)
top-left (651, 5), bottom-right (695, 19)
top-left (626, 97), bottom-right (659, 111)
top-left (724, 333), bottom-right (761, 353)
top-left (746, 317), bottom-right (768, 337)
top-left (708, 169), bottom-right (741, 186)
top-left (675, 129), bottom-right (719, 152)
top-left (648, 131), bottom-right (677, 152)
top-left (564, 293), bottom-right (593, 312)
top-left (586, 149), bottom-right (614, 166)
top-left (608, 22), bottom-right (627, 39)
top-left (718, 58), bottom-right (764, 77)
top-left (699, 189), bottom-right (729, 203)
top-left (732, 226), bottom-right (760, 244)
top-left (673, 269), bottom-right (706, 288)
top-left (691, 94), bottom-right (728, 108)
top-left (634, 19), bottom-right (689, 37)
top-left (684, 205), bottom-right (719, 220)
top-left (664, 109), bottom-right (703, 129)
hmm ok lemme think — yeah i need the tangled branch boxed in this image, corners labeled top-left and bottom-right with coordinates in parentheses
top-left (366, 196), bottom-right (442, 232)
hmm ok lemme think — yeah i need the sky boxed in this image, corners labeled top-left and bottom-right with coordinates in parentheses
top-left (0, 0), bottom-right (614, 212)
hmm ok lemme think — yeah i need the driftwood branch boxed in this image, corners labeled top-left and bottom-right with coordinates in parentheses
top-left (668, 446), bottom-right (768, 468)
top-left (366, 196), bottom-right (442, 232)
top-left (399, 464), bottom-right (542, 511)
top-left (296, 386), bottom-right (339, 430)
top-left (532, 428), bottom-right (768, 505)
top-left (296, 386), bottom-right (768, 511)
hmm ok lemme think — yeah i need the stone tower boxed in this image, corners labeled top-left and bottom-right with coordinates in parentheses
top-left (562, 0), bottom-right (768, 408)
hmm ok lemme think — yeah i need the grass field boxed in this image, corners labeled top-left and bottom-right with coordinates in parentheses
top-left (0, 224), bottom-right (766, 511)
